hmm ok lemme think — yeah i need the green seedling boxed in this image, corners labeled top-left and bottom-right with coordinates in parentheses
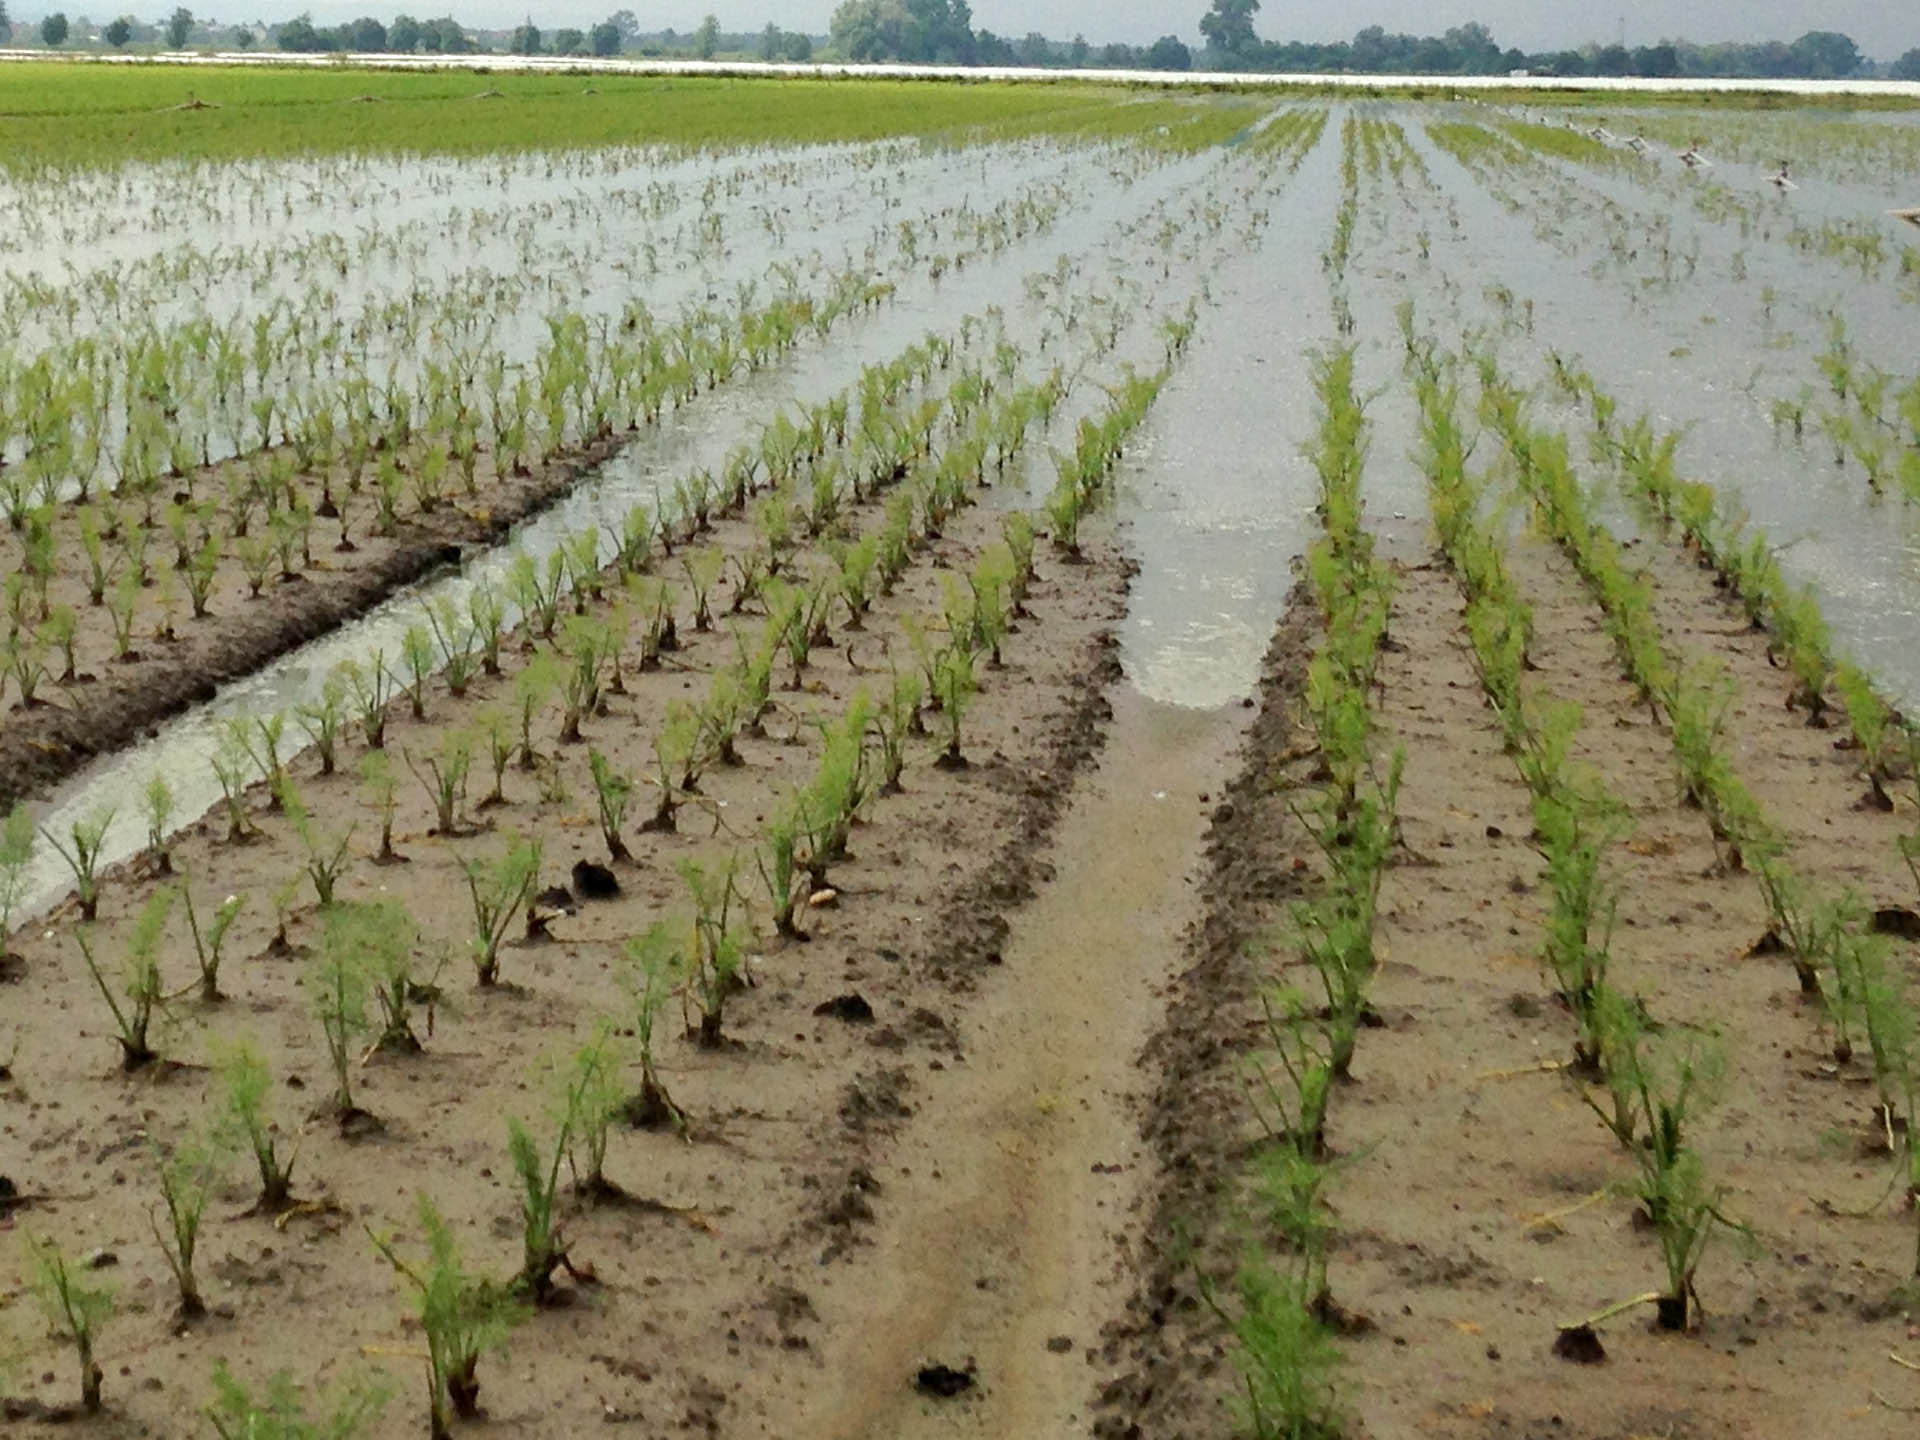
top-left (181, 879), bottom-right (244, 1003)
top-left (141, 771), bottom-right (175, 875)
top-left (679, 853), bottom-right (749, 1049)
top-left (358, 749), bottom-right (403, 864)
top-left (204, 1361), bottom-right (391, 1440)
top-left (75, 887), bottom-right (172, 1070)
top-left (23, 1234), bottom-right (113, 1414)
top-left (560, 1023), bottom-right (628, 1201)
top-left (459, 832), bottom-right (540, 986)
top-left (588, 748), bottom-right (633, 862)
top-left (294, 671), bottom-right (349, 776)
top-left (1, 802), bottom-right (37, 964)
top-left (405, 729), bottom-right (473, 837)
top-left (280, 779), bottom-right (354, 909)
top-left (213, 1038), bottom-right (298, 1214)
top-left (309, 906), bottom-right (374, 1123)
top-left (339, 651), bottom-right (395, 749)
top-left (370, 1195), bottom-right (525, 1440)
top-left (42, 805), bottom-right (114, 920)
top-left (150, 1126), bottom-right (227, 1320)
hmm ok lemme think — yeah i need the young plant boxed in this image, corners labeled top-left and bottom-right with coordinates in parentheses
top-left (405, 730), bottom-right (473, 837)
top-left (149, 1127), bottom-right (227, 1321)
top-left (932, 642), bottom-right (977, 769)
top-left (75, 886), bottom-right (172, 1071)
top-left (370, 1195), bottom-right (525, 1440)
top-left (621, 923), bottom-right (687, 1131)
top-left (560, 1023), bottom-right (628, 1201)
top-left (0, 802), bottom-right (36, 966)
top-left (587, 749), bottom-right (633, 862)
top-left (679, 853), bottom-right (749, 1049)
top-left (357, 749), bottom-right (403, 864)
top-left (213, 1038), bottom-right (298, 1214)
top-left (138, 772), bottom-right (176, 875)
top-left (280, 779), bottom-right (354, 909)
top-left (204, 1362), bottom-right (390, 1440)
top-left (459, 832), bottom-right (541, 986)
top-left (308, 907), bottom-right (374, 1123)
top-left (181, 879), bottom-right (244, 1003)
top-left (42, 805), bottom-right (114, 921)
top-left (505, 1113), bottom-right (574, 1302)
top-left (340, 651), bottom-right (395, 749)
top-left (23, 1234), bottom-right (113, 1414)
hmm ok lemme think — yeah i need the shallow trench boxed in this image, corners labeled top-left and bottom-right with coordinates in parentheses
top-left (792, 685), bottom-right (1243, 1438)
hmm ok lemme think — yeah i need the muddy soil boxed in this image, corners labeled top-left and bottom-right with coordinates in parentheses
top-left (1097, 523), bottom-right (1920, 1439)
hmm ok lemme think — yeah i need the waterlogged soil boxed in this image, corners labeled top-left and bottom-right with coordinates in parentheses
top-left (0, 481), bottom-right (1129, 1436)
top-left (0, 433), bottom-right (629, 814)
top-left (1097, 526), bottom-right (1920, 1440)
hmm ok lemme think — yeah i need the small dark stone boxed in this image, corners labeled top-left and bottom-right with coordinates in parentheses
top-left (535, 885), bottom-right (575, 913)
top-left (1046, 1335), bottom-right (1074, 1354)
top-left (1553, 1325), bottom-right (1606, 1364)
top-left (1485, 824), bottom-right (1503, 838)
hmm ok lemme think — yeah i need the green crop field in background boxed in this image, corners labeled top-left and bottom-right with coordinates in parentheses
top-left (0, 62), bottom-right (1271, 171)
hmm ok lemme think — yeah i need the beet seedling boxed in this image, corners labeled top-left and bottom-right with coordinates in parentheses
top-left (405, 729), bottom-right (473, 837)
top-left (621, 923), bottom-right (687, 1131)
top-left (149, 1127), bottom-right (226, 1321)
top-left (76, 887), bottom-right (172, 1071)
top-left (357, 750), bottom-right (403, 864)
top-left (513, 651), bottom-right (559, 770)
top-left (560, 1024), bottom-right (627, 1201)
top-left (213, 1039), bottom-right (297, 1214)
top-left (180, 879), bottom-right (244, 1003)
top-left (339, 650), bottom-right (396, 749)
top-left (280, 779), bottom-right (354, 908)
top-left (459, 832), bottom-right (540, 986)
top-left (587, 749), bottom-right (634, 862)
top-left (370, 1195), bottom-right (525, 1440)
top-left (23, 1234), bottom-right (112, 1414)
top-left (41, 805), bottom-right (114, 921)
top-left (205, 1361), bottom-right (391, 1440)
top-left (0, 803), bottom-right (35, 966)
top-left (679, 854), bottom-right (749, 1049)
top-left (143, 772), bottom-right (176, 875)
top-left (931, 642), bottom-right (977, 769)
top-left (308, 908), bottom-right (373, 1123)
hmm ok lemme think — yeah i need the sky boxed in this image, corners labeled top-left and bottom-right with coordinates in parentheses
top-left (85, 0), bottom-right (1919, 60)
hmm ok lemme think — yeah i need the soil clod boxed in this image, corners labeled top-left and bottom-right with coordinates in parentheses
top-left (914, 1361), bottom-right (977, 1397)
top-left (1871, 906), bottom-right (1920, 941)
top-left (813, 993), bottom-right (875, 1024)
top-left (1553, 1324), bottom-right (1608, 1364)
top-left (571, 859), bottom-right (620, 899)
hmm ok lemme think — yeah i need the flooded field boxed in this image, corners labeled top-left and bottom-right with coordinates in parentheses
top-left (3, 72), bottom-right (1920, 1440)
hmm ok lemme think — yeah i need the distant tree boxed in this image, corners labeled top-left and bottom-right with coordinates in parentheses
top-left (233, 23), bottom-right (252, 45)
top-left (275, 12), bottom-right (324, 49)
top-left (0, 2), bottom-right (10, 43)
top-left (510, 18), bottom-right (539, 53)
top-left (760, 20), bottom-right (779, 59)
top-left (831, 0), bottom-right (900, 61)
top-left (1013, 30), bottom-right (1050, 65)
top-left (606, 8), bottom-right (637, 38)
top-left (340, 15), bottom-right (385, 50)
top-left (589, 19), bottom-right (619, 53)
top-left (1633, 42), bottom-right (1679, 77)
top-left (102, 13), bottom-right (130, 44)
top-left (1068, 32), bottom-right (1087, 65)
top-left (552, 25), bottom-right (584, 52)
top-left (693, 11), bottom-right (718, 57)
top-left (1146, 33), bottom-right (1190, 69)
top-left (387, 12), bottom-right (420, 50)
top-left (423, 14), bottom-right (469, 51)
top-left (1788, 29), bottom-right (1859, 77)
top-left (782, 29), bottom-right (811, 60)
top-left (165, 6), bottom-right (191, 45)
top-left (1198, 0), bottom-right (1257, 58)
top-left (41, 10), bottom-right (68, 44)
top-left (973, 26), bottom-right (1013, 63)
top-left (1894, 47), bottom-right (1920, 81)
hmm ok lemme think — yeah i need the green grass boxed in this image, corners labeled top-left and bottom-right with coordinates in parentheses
top-left (0, 61), bottom-right (1269, 171)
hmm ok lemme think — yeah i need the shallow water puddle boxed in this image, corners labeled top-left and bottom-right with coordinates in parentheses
top-left (797, 685), bottom-right (1241, 1436)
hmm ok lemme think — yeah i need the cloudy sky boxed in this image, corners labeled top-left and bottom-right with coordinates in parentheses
top-left (218, 0), bottom-right (1914, 59)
